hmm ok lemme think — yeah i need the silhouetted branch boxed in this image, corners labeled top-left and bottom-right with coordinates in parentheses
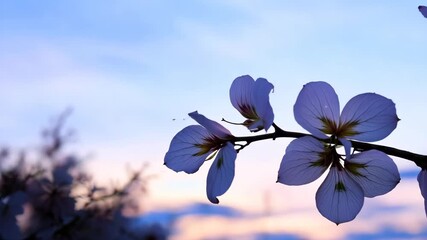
top-left (231, 123), bottom-right (427, 168)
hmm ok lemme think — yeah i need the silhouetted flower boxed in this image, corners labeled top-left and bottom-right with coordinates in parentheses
top-left (293, 81), bottom-right (399, 157)
top-left (278, 82), bottom-right (400, 224)
top-left (26, 157), bottom-right (77, 232)
top-left (230, 75), bottom-right (275, 132)
top-left (164, 111), bottom-right (237, 203)
top-left (278, 137), bottom-right (400, 224)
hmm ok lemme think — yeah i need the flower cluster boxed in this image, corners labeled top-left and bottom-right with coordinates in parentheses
top-left (165, 76), bottom-right (427, 224)
top-left (164, 75), bottom-right (274, 203)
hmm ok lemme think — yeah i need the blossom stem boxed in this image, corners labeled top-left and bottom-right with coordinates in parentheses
top-left (231, 123), bottom-right (427, 168)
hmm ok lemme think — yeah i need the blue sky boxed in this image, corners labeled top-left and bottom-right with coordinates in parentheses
top-left (1, 1), bottom-right (427, 238)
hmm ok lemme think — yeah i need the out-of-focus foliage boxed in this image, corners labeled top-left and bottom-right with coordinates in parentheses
top-left (0, 112), bottom-right (167, 240)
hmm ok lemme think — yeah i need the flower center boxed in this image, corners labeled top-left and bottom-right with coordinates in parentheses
top-left (238, 104), bottom-right (258, 120)
top-left (193, 136), bottom-right (225, 156)
top-left (320, 117), bottom-right (360, 138)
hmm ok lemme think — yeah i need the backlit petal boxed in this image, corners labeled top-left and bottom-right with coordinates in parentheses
top-left (418, 170), bottom-right (427, 217)
top-left (229, 75), bottom-right (256, 119)
top-left (340, 93), bottom-right (398, 142)
top-left (294, 82), bottom-right (340, 139)
top-left (206, 142), bottom-right (237, 204)
top-left (346, 150), bottom-right (400, 198)
top-left (418, 169), bottom-right (427, 199)
top-left (164, 125), bottom-right (213, 174)
top-left (316, 166), bottom-right (364, 224)
top-left (252, 78), bottom-right (275, 131)
top-left (419, 6), bottom-right (427, 18)
top-left (278, 137), bottom-right (329, 185)
top-left (189, 111), bottom-right (233, 139)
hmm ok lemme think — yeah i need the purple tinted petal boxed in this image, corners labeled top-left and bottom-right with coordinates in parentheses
top-left (252, 78), bottom-right (274, 131)
top-left (339, 137), bottom-right (352, 159)
top-left (206, 142), bottom-right (237, 204)
top-left (346, 150), bottom-right (400, 198)
top-left (164, 125), bottom-right (212, 174)
top-left (424, 200), bottom-right (427, 217)
top-left (285, 136), bottom-right (325, 153)
top-left (418, 170), bottom-right (427, 217)
top-left (419, 6), bottom-right (427, 18)
top-left (316, 166), bottom-right (364, 224)
top-left (418, 169), bottom-right (427, 199)
top-left (189, 111), bottom-right (233, 139)
top-left (229, 75), bottom-right (256, 119)
top-left (294, 82), bottom-right (340, 139)
top-left (340, 93), bottom-right (398, 142)
top-left (278, 137), bottom-right (328, 185)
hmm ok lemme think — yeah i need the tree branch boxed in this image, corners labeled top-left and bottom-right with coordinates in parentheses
top-left (231, 123), bottom-right (427, 169)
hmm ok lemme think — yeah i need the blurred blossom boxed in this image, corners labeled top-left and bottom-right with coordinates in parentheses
top-left (52, 156), bottom-right (79, 186)
top-left (0, 115), bottom-right (168, 239)
top-left (0, 191), bottom-right (27, 240)
top-left (27, 176), bottom-right (76, 226)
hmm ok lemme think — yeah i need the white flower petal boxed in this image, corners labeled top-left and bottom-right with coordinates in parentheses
top-left (346, 150), bottom-right (400, 198)
top-left (316, 166), bottom-right (364, 225)
top-left (206, 142), bottom-right (237, 204)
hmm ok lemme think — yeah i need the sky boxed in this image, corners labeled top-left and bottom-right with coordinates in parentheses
top-left (1, 0), bottom-right (427, 239)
